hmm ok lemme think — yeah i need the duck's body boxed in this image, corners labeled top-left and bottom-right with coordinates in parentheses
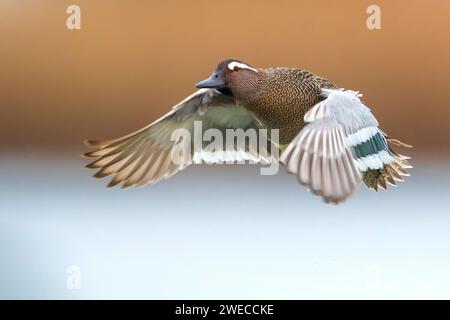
top-left (84, 59), bottom-right (411, 203)
top-left (232, 67), bottom-right (336, 145)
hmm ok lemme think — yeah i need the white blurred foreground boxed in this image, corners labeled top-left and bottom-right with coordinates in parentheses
top-left (1, 152), bottom-right (449, 299)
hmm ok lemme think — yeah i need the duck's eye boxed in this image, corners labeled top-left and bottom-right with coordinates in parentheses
top-left (214, 74), bottom-right (218, 78)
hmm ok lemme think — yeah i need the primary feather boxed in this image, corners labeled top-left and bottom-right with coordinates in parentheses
top-left (84, 89), bottom-right (277, 188)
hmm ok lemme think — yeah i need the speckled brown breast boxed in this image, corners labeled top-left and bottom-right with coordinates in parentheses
top-left (240, 67), bottom-right (336, 145)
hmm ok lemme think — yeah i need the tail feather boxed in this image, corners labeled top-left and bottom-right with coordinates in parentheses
top-left (363, 138), bottom-right (412, 191)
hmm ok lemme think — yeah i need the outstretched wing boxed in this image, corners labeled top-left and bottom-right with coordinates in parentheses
top-left (280, 89), bottom-right (401, 203)
top-left (84, 89), bottom-right (276, 188)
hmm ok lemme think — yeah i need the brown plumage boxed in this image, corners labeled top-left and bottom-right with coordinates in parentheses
top-left (84, 59), bottom-right (412, 203)
top-left (229, 66), bottom-right (336, 144)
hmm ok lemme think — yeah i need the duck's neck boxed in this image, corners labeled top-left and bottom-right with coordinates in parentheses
top-left (230, 70), bottom-right (268, 106)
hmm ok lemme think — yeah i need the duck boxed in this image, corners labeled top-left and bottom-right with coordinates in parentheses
top-left (84, 59), bottom-right (412, 203)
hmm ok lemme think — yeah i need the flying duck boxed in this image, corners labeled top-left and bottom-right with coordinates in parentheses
top-left (84, 59), bottom-right (412, 203)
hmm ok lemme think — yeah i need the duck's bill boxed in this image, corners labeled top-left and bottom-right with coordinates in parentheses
top-left (196, 71), bottom-right (226, 89)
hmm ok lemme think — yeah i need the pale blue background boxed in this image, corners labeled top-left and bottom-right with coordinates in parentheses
top-left (1, 152), bottom-right (449, 299)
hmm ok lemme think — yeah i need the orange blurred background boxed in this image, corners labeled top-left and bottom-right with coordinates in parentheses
top-left (2, 1), bottom-right (450, 300)
top-left (1, 0), bottom-right (449, 157)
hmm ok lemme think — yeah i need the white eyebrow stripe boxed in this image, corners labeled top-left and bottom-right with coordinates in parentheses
top-left (227, 62), bottom-right (258, 72)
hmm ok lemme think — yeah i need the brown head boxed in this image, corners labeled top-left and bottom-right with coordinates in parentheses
top-left (196, 59), bottom-right (263, 100)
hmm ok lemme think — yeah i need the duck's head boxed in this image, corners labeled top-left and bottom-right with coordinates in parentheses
top-left (196, 59), bottom-right (260, 96)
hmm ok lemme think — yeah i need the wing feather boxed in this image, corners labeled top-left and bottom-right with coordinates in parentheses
top-left (280, 89), bottom-right (375, 203)
top-left (85, 89), bottom-right (278, 188)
